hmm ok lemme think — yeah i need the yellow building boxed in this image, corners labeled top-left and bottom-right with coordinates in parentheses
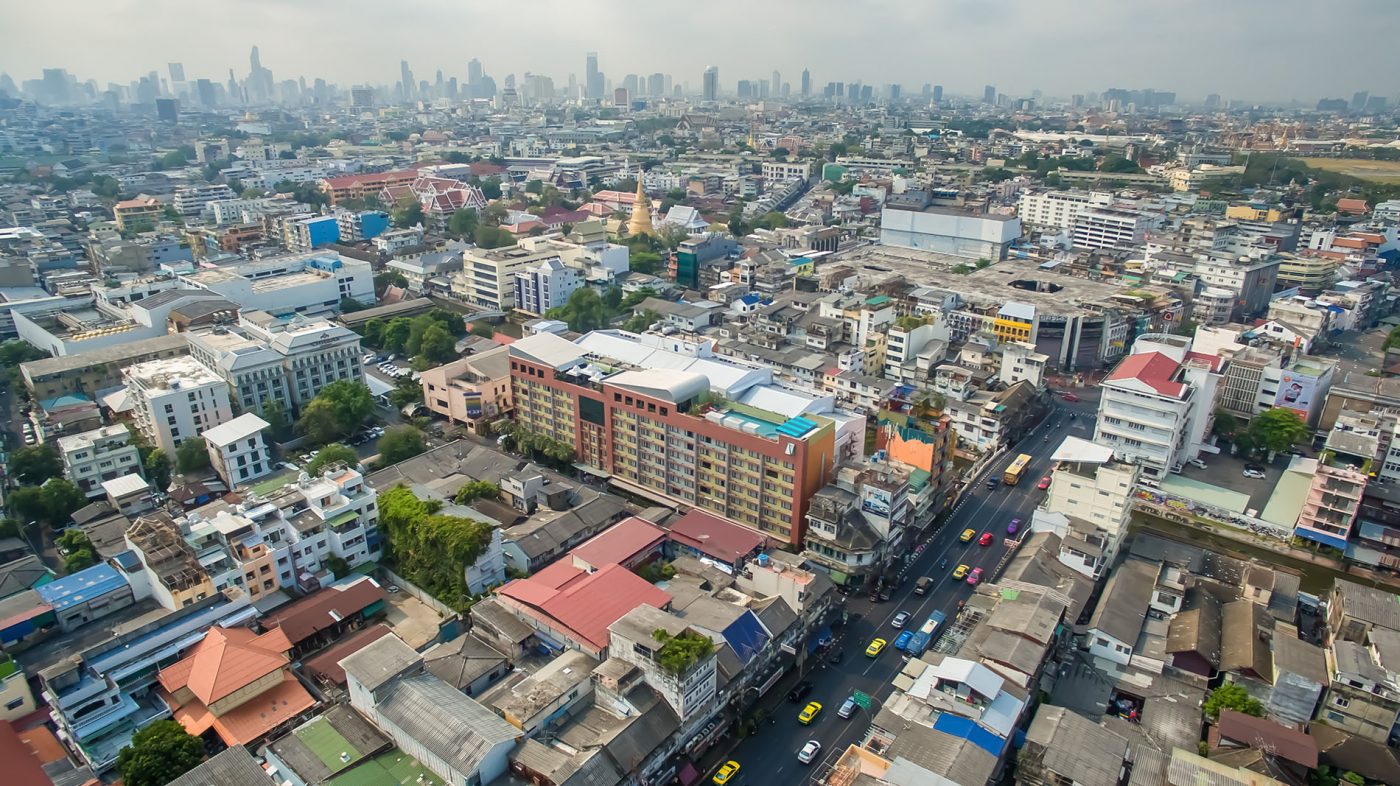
top-left (992, 302), bottom-right (1036, 344)
top-left (113, 197), bottom-right (163, 232)
top-left (1225, 205), bottom-right (1284, 223)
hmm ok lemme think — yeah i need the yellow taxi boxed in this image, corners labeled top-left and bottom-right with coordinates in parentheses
top-left (960, 528), bottom-right (976, 542)
top-left (713, 760), bottom-right (741, 785)
top-left (798, 701), bottom-right (823, 725)
top-left (952, 563), bottom-right (970, 581)
top-left (866, 638), bottom-right (887, 657)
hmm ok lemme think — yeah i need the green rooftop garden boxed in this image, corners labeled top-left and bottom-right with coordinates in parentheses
top-left (652, 628), bottom-right (715, 676)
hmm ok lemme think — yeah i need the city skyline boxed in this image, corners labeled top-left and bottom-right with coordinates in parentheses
top-left (2, 0), bottom-right (1398, 103)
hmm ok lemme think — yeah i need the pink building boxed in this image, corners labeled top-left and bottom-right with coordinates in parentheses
top-left (1295, 459), bottom-right (1365, 550)
top-left (419, 347), bottom-right (512, 434)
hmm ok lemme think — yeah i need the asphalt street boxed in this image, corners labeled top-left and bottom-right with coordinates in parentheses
top-left (709, 399), bottom-right (1099, 786)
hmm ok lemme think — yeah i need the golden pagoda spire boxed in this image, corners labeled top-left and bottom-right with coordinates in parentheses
top-left (626, 176), bottom-right (655, 237)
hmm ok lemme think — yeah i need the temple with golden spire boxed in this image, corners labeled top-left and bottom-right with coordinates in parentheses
top-left (626, 177), bottom-right (655, 237)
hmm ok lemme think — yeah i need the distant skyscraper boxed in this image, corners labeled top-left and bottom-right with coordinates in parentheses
top-left (889, 84), bottom-right (901, 101)
top-left (648, 72), bottom-right (665, 97)
top-left (771, 70), bottom-right (781, 97)
top-left (155, 98), bottom-right (178, 123)
top-left (400, 60), bottom-right (415, 99)
top-left (702, 66), bottom-right (718, 101)
top-left (351, 86), bottom-right (374, 107)
top-left (195, 78), bottom-right (217, 108)
top-left (737, 80), bottom-right (753, 99)
top-left (932, 84), bottom-right (943, 103)
top-left (586, 52), bottom-right (602, 100)
top-left (167, 63), bottom-right (185, 83)
top-left (467, 58), bottom-right (483, 88)
top-left (801, 68), bottom-right (811, 97)
top-left (983, 84), bottom-right (996, 104)
top-left (1351, 90), bottom-right (1369, 110)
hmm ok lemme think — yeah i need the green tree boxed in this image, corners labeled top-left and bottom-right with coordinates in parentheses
top-left (625, 309), bottom-right (661, 332)
top-left (325, 554), bottom-right (350, 578)
top-left (382, 317), bottom-right (413, 353)
top-left (306, 443), bottom-right (359, 475)
top-left (546, 287), bottom-right (611, 332)
top-left (525, 179), bottom-right (543, 194)
top-left (771, 147), bottom-right (790, 159)
top-left (469, 321), bottom-right (495, 338)
top-left (157, 150), bottom-right (189, 169)
top-left (7, 487), bottom-right (47, 526)
top-left (59, 529), bottom-right (98, 573)
top-left (145, 448), bottom-right (172, 491)
top-left (473, 224), bottom-right (514, 249)
top-left (260, 398), bottom-right (292, 442)
top-left (116, 719), bottom-right (205, 786)
top-left (621, 287), bottom-right (657, 309)
top-left (339, 297), bottom-right (368, 313)
top-left (454, 480), bottom-right (500, 504)
top-left (388, 377), bottom-right (424, 409)
top-left (1203, 682), bottom-right (1263, 720)
top-left (377, 425), bottom-right (426, 465)
top-left (1100, 154), bottom-right (1143, 174)
top-left (392, 201), bottom-right (424, 228)
top-left (480, 177), bottom-right (503, 200)
top-left (629, 250), bottom-right (662, 274)
top-left (175, 439), bottom-right (210, 474)
top-left (417, 324), bottom-right (457, 364)
top-left (1248, 407), bottom-right (1311, 456)
top-left (298, 380), bottom-right (374, 442)
top-left (448, 207), bottom-right (479, 237)
top-left (10, 445), bottom-right (62, 482)
top-left (376, 485), bottom-right (492, 609)
top-left (1212, 411), bottom-right (1239, 437)
top-left (374, 271), bottom-right (409, 295)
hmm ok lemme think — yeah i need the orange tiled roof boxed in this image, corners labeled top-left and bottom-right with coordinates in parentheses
top-left (167, 673), bottom-right (315, 746)
top-left (159, 626), bottom-right (294, 704)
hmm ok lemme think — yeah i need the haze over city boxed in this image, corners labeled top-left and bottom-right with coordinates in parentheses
top-left (3, 0), bottom-right (1399, 102)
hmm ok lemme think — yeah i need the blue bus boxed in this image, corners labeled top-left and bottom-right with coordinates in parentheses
top-left (904, 610), bottom-right (947, 657)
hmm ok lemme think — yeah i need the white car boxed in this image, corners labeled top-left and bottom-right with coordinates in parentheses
top-left (798, 740), bottom-right (822, 765)
top-left (1187, 458), bottom-right (1208, 470)
top-left (1242, 469), bottom-right (1266, 479)
top-left (892, 611), bottom-right (911, 629)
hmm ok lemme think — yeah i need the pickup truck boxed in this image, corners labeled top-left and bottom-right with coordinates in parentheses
top-left (914, 576), bottom-right (932, 595)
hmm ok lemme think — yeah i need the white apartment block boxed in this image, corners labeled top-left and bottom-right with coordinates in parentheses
top-left (1094, 335), bottom-right (1220, 480)
top-left (760, 161), bottom-right (812, 182)
top-left (186, 466), bottom-right (380, 599)
top-left (883, 320), bottom-right (948, 383)
top-left (1072, 208), bottom-right (1149, 250)
top-left (453, 244), bottom-right (566, 312)
top-left (172, 183), bottom-right (237, 217)
top-left (1044, 437), bottom-right (1140, 538)
top-left (1017, 190), bottom-right (1112, 230)
top-left (999, 341), bottom-right (1048, 388)
top-left (57, 424), bottom-right (143, 498)
top-left (179, 251), bottom-right (374, 318)
top-left (123, 356), bottom-right (234, 455)
top-left (188, 316), bottom-right (363, 416)
top-left (514, 258), bottom-right (582, 315)
top-left (201, 413), bottom-right (272, 487)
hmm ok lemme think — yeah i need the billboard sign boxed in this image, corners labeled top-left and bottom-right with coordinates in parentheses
top-left (1274, 370), bottom-right (1319, 416)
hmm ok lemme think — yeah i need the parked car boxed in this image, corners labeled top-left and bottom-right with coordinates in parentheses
top-left (1187, 458), bottom-right (1208, 470)
top-left (1242, 468), bottom-right (1266, 479)
top-left (967, 567), bottom-right (984, 586)
top-left (892, 611), bottom-right (911, 628)
top-left (798, 741), bottom-right (822, 765)
top-left (978, 532), bottom-right (994, 546)
top-left (788, 681), bottom-right (814, 702)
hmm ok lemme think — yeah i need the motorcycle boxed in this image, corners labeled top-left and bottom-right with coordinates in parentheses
top-left (940, 559), bottom-right (948, 569)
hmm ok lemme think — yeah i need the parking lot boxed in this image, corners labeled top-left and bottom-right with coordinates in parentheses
top-left (1176, 449), bottom-right (1285, 513)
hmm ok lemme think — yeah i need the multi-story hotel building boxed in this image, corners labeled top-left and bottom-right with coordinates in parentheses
top-left (508, 331), bottom-right (865, 544)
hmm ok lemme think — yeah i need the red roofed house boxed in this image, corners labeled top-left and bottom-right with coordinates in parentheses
top-left (1096, 336), bottom-right (1221, 482)
top-left (0, 720), bottom-right (51, 786)
top-left (1336, 197), bottom-right (1369, 216)
top-left (666, 509), bottom-right (767, 569)
top-left (320, 166), bottom-right (429, 205)
top-left (157, 626), bottom-right (317, 748)
top-left (495, 563), bottom-right (671, 658)
top-left (565, 516), bottom-right (667, 571)
top-left (259, 575), bottom-right (387, 657)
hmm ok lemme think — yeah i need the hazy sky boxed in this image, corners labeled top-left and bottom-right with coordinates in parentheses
top-left (2, 0), bottom-right (1396, 102)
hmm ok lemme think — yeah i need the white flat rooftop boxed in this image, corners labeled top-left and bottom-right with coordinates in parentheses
top-left (1051, 435), bottom-right (1115, 464)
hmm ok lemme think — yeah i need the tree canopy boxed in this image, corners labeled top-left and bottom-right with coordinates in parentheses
top-left (58, 529), bottom-right (99, 573)
top-left (391, 200), bottom-right (424, 228)
top-left (1203, 682), bottom-right (1262, 720)
top-left (297, 380), bottom-right (374, 443)
top-left (377, 425), bottom-right (426, 465)
top-left (116, 719), bottom-right (205, 786)
top-left (306, 443), bottom-right (359, 475)
top-left (9, 445), bottom-right (62, 481)
top-left (448, 207), bottom-right (479, 237)
top-left (546, 287), bottom-right (612, 332)
top-left (378, 486), bottom-right (494, 609)
top-left (1247, 408), bottom-right (1311, 455)
top-left (175, 439), bottom-right (210, 474)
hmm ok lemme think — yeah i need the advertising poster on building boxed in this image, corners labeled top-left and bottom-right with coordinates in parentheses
top-left (861, 486), bottom-right (892, 516)
top-left (464, 392), bottom-right (483, 419)
top-left (1274, 370), bottom-right (1318, 416)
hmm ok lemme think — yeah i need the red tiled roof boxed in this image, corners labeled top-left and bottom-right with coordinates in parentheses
top-left (261, 577), bottom-right (386, 645)
top-left (1215, 709), bottom-right (1317, 769)
top-left (1183, 351), bottom-right (1224, 372)
top-left (499, 563), bottom-right (671, 650)
top-left (667, 509), bottom-right (768, 563)
top-left (469, 162), bottom-right (507, 177)
top-left (299, 623), bottom-right (393, 686)
top-left (1104, 351), bottom-right (1184, 397)
top-left (168, 672), bottom-right (315, 746)
top-left (0, 721), bottom-right (49, 786)
top-left (321, 165), bottom-right (428, 189)
top-left (158, 626), bottom-right (294, 704)
top-left (569, 516), bottom-right (667, 570)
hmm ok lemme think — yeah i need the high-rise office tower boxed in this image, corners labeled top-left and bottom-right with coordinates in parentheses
top-left (888, 84), bottom-right (901, 101)
top-left (400, 60), bottom-right (415, 99)
top-left (468, 58), bottom-right (483, 87)
top-left (801, 68), bottom-right (811, 97)
top-left (771, 70), bottom-right (781, 97)
top-left (167, 63), bottom-right (185, 83)
top-left (196, 79), bottom-right (217, 108)
top-left (648, 73), bottom-right (664, 97)
top-left (586, 52), bottom-right (602, 100)
top-left (702, 66), bottom-right (718, 101)
top-left (983, 84), bottom-right (996, 104)
top-left (155, 98), bottom-right (178, 123)
top-left (737, 80), bottom-right (753, 99)
top-left (1351, 90), bottom-right (1369, 110)
top-left (932, 84), bottom-right (943, 103)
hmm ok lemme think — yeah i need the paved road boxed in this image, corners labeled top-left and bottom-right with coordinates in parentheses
top-left (710, 399), bottom-right (1098, 785)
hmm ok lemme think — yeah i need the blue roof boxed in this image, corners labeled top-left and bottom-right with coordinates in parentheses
top-left (40, 392), bottom-right (92, 411)
top-left (738, 294), bottom-right (763, 305)
top-left (36, 563), bottom-right (127, 611)
top-left (932, 712), bottom-right (1008, 756)
top-left (776, 416), bottom-right (819, 438)
top-left (721, 610), bottom-right (770, 665)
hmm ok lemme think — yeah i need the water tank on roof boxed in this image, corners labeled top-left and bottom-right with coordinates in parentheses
top-left (757, 553), bottom-right (769, 567)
